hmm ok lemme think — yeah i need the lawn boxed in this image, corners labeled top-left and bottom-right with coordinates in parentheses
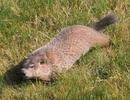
top-left (0, 0), bottom-right (130, 100)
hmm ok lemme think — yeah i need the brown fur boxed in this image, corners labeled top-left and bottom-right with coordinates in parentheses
top-left (21, 14), bottom-right (117, 81)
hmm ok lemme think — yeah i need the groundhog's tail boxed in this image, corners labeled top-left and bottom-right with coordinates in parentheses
top-left (93, 14), bottom-right (118, 31)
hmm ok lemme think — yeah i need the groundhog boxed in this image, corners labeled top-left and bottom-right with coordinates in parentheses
top-left (21, 14), bottom-right (117, 81)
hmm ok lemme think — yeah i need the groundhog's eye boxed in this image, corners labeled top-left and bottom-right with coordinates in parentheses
top-left (39, 59), bottom-right (44, 65)
top-left (29, 64), bottom-right (34, 68)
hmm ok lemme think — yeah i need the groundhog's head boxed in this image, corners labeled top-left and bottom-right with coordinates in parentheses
top-left (21, 49), bottom-right (59, 81)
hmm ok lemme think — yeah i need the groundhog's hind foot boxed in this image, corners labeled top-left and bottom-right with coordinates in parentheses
top-left (100, 38), bottom-right (111, 47)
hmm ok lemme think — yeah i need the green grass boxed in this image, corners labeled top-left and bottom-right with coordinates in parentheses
top-left (0, 0), bottom-right (130, 100)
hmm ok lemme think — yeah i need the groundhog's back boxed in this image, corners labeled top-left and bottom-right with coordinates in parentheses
top-left (46, 25), bottom-right (110, 69)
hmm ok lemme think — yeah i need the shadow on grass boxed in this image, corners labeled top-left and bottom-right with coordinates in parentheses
top-left (1, 59), bottom-right (26, 86)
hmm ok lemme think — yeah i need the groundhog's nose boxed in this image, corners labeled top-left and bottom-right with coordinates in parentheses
top-left (21, 72), bottom-right (25, 76)
top-left (21, 69), bottom-right (26, 77)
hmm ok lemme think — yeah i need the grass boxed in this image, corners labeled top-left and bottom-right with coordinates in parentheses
top-left (0, 0), bottom-right (130, 99)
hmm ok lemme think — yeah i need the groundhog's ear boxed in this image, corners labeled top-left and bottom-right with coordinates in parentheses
top-left (39, 59), bottom-right (45, 65)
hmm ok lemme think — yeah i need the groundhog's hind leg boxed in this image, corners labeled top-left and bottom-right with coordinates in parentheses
top-left (97, 34), bottom-right (111, 46)
top-left (91, 32), bottom-right (111, 47)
